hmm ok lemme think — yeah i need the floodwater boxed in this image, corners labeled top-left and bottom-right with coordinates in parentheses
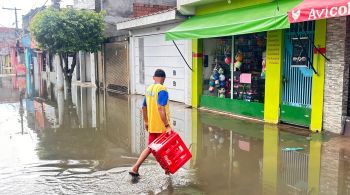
top-left (1, 76), bottom-right (350, 195)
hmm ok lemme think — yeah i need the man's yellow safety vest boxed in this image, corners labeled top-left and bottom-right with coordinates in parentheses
top-left (145, 84), bottom-right (170, 133)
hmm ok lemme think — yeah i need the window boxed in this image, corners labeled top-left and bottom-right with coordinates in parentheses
top-left (202, 32), bottom-right (267, 103)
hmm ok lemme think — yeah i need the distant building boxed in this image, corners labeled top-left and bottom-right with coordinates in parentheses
top-left (73, 0), bottom-right (96, 10)
top-left (0, 27), bottom-right (17, 74)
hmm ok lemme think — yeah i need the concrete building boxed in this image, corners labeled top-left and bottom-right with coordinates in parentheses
top-left (0, 27), bottom-right (16, 74)
top-left (117, 9), bottom-right (192, 105)
top-left (166, 0), bottom-right (350, 134)
top-left (101, 1), bottom-right (177, 95)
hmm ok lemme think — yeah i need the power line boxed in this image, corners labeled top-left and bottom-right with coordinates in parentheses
top-left (43, 0), bottom-right (49, 7)
top-left (2, 7), bottom-right (21, 38)
top-left (30, 0), bottom-right (50, 10)
top-left (2, 7), bottom-right (22, 64)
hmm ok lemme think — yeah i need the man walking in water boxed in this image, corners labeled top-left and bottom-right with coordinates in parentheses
top-left (129, 69), bottom-right (172, 177)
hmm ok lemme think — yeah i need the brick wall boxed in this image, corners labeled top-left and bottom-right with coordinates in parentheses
top-left (323, 17), bottom-right (350, 134)
top-left (133, 3), bottom-right (173, 17)
top-left (345, 17), bottom-right (350, 115)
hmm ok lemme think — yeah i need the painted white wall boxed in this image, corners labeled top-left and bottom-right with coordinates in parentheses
top-left (57, 90), bottom-right (64, 126)
top-left (129, 23), bottom-right (192, 105)
top-left (79, 51), bottom-right (86, 82)
top-left (91, 87), bottom-right (97, 127)
top-left (76, 51), bottom-right (96, 85)
top-left (56, 55), bottom-right (64, 90)
top-left (90, 53), bottom-right (96, 86)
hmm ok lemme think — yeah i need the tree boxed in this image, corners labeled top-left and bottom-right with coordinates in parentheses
top-left (30, 8), bottom-right (105, 91)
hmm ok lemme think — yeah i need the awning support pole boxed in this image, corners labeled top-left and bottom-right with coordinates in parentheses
top-left (172, 40), bottom-right (193, 71)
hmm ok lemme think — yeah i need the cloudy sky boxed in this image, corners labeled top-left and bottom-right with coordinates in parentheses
top-left (0, 0), bottom-right (73, 28)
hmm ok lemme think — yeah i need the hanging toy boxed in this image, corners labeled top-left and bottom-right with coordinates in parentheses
top-left (225, 57), bottom-right (232, 65)
top-left (225, 79), bottom-right (231, 96)
top-left (218, 67), bottom-right (224, 75)
top-left (214, 74), bottom-right (219, 81)
top-left (224, 47), bottom-right (232, 65)
top-left (219, 74), bottom-right (225, 81)
top-left (209, 86), bottom-right (215, 93)
top-left (213, 70), bottom-right (219, 80)
top-left (220, 81), bottom-right (226, 88)
top-left (215, 79), bottom-right (220, 87)
top-left (261, 51), bottom-right (266, 79)
top-left (209, 80), bottom-right (215, 87)
top-left (218, 88), bottom-right (226, 98)
top-left (213, 66), bottom-right (219, 73)
top-left (210, 75), bottom-right (215, 80)
top-left (234, 51), bottom-right (243, 70)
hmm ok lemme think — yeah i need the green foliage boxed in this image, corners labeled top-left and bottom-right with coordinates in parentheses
top-left (30, 8), bottom-right (105, 53)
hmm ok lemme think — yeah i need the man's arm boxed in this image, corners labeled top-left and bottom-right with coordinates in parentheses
top-left (157, 90), bottom-right (172, 133)
top-left (142, 97), bottom-right (148, 130)
top-left (158, 105), bottom-right (169, 127)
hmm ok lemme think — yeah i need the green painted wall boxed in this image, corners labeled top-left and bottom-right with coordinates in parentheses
top-left (196, 0), bottom-right (273, 15)
top-left (280, 105), bottom-right (311, 127)
top-left (200, 95), bottom-right (264, 119)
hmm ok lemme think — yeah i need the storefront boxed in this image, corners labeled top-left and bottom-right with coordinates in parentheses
top-left (200, 33), bottom-right (267, 119)
top-left (166, 0), bottom-right (328, 132)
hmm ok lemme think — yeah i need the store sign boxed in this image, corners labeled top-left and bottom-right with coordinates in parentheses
top-left (292, 39), bottom-right (308, 67)
top-left (266, 31), bottom-right (282, 66)
top-left (288, 0), bottom-right (350, 23)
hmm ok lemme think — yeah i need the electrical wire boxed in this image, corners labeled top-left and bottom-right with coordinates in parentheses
top-left (172, 40), bottom-right (193, 71)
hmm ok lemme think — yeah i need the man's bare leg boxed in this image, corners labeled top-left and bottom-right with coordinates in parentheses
top-left (130, 147), bottom-right (152, 174)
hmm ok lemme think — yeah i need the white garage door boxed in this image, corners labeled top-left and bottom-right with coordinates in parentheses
top-left (133, 34), bottom-right (189, 103)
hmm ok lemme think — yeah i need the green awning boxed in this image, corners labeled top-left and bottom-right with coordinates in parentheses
top-left (166, 0), bottom-right (302, 40)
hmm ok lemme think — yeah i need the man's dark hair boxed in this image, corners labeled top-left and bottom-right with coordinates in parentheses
top-left (153, 69), bottom-right (166, 78)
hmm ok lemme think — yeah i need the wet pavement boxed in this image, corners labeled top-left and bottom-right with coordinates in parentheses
top-left (1, 75), bottom-right (350, 195)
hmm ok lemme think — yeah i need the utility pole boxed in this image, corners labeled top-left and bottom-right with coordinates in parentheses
top-left (2, 7), bottom-right (22, 68)
top-left (2, 7), bottom-right (21, 38)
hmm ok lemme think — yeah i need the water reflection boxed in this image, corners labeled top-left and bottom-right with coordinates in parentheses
top-left (1, 76), bottom-right (350, 194)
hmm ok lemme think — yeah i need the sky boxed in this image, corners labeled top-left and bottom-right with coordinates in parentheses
top-left (0, 0), bottom-right (73, 28)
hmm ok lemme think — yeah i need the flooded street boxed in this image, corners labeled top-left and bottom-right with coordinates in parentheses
top-left (1, 75), bottom-right (350, 195)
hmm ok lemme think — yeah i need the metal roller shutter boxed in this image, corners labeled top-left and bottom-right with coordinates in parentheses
top-left (105, 41), bottom-right (129, 94)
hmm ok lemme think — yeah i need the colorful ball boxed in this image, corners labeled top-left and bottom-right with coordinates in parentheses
top-left (209, 80), bottom-right (215, 87)
top-left (220, 81), bottom-right (225, 88)
top-left (209, 86), bottom-right (215, 92)
top-left (219, 74), bottom-right (225, 81)
top-left (225, 57), bottom-right (232, 65)
top-left (214, 73), bottom-right (219, 80)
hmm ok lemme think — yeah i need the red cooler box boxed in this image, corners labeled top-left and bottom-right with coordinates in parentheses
top-left (148, 131), bottom-right (192, 174)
